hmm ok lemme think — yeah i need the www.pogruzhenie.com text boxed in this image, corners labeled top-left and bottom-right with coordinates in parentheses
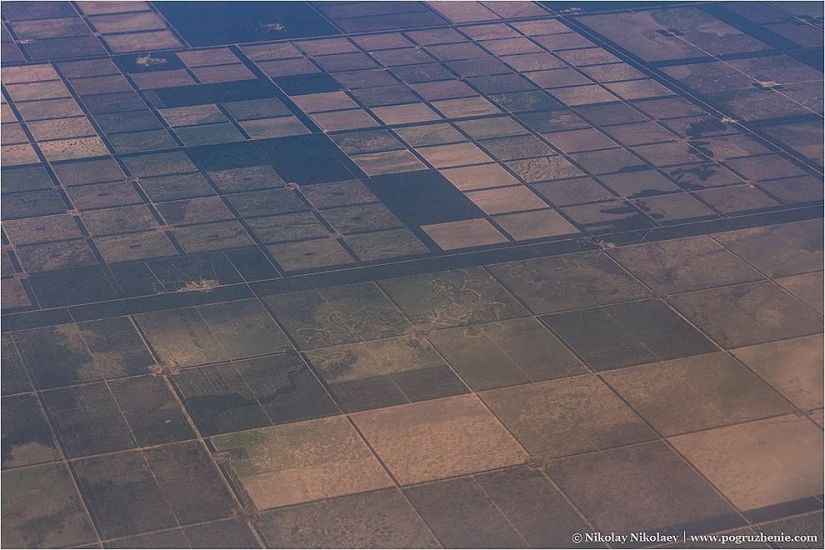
top-left (571, 531), bottom-right (819, 545)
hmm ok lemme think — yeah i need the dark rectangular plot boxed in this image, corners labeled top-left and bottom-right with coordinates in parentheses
top-left (255, 135), bottom-right (355, 184)
top-left (109, 376), bottom-right (195, 446)
top-left (113, 52), bottom-right (185, 74)
top-left (3, 2), bottom-right (77, 20)
top-left (404, 477), bottom-right (526, 548)
top-left (73, 450), bottom-right (177, 539)
top-left (1, 166), bottom-right (54, 193)
top-left (1, 42), bottom-right (25, 64)
top-left (144, 441), bottom-right (236, 525)
top-left (237, 354), bottom-right (339, 424)
top-left (184, 519), bottom-right (261, 549)
top-left (364, 170), bottom-right (485, 226)
top-left (226, 248), bottom-right (279, 281)
top-left (1, 334), bottom-right (33, 395)
top-left (155, 2), bottom-right (339, 47)
top-left (275, 74), bottom-right (342, 96)
top-left (105, 530), bottom-right (190, 549)
top-left (542, 299), bottom-right (717, 371)
top-left (474, 467), bottom-right (596, 548)
top-left (42, 383), bottom-right (137, 458)
top-left (22, 36), bottom-right (106, 62)
top-left (2, 189), bottom-right (68, 220)
top-left (255, 488), bottom-right (436, 548)
top-left (29, 266), bottom-right (118, 309)
top-left (173, 362), bottom-right (270, 435)
top-left (390, 365), bottom-right (469, 403)
top-left (153, 80), bottom-right (277, 108)
top-left (82, 92), bottom-right (147, 115)
top-left (187, 141), bottom-right (268, 171)
top-left (330, 375), bottom-right (408, 412)
top-left (2, 393), bottom-right (61, 469)
top-left (13, 319), bottom-right (151, 390)
top-left (791, 48), bottom-right (825, 71)
top-left (334, 11), bottom-right (448, 33)
top-left (542, 307), bottom-right (659, 371)
top-left (108, 261), bottom-right (164, 298)
top-left (604, 299), bottom-right (719, 360)
top-left (317, 1), bottom-right (432, 18)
